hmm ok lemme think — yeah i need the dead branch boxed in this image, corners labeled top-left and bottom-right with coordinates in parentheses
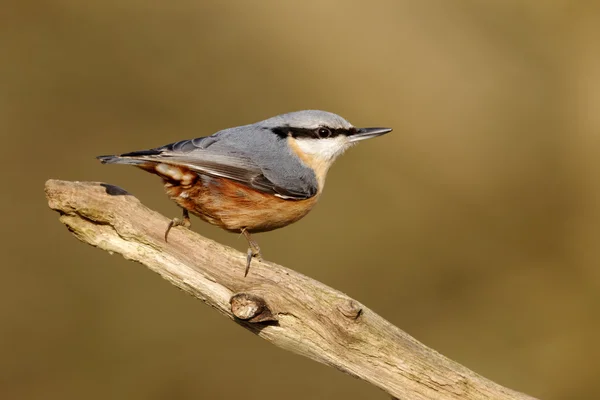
top-left (45, 179), bottom-right (537, 400)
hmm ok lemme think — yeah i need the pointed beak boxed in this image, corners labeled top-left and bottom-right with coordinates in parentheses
top-left (348, 127), bottom-right (393, 142)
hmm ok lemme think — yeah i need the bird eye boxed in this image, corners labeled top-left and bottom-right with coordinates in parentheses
top-left (316, 127), bottom-right (332, 138)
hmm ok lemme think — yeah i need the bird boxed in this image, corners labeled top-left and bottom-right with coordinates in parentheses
top-left (97, 110), bottom-right (391, 276)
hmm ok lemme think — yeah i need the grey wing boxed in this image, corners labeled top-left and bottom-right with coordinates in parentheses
top-left (99, 137), bottom-right (316, 200)
top-left (155, 152), bottom-right (314, 200)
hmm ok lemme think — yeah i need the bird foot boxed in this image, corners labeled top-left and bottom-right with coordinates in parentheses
top-left (245, 247), bottom-right (263, 277)
top-left (242, 229), bottom-right (262, 277)
top-left (164, 209), bottom-right (191, 242)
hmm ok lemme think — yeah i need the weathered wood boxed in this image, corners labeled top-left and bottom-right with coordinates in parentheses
top-left (45, 179), bottom-right (537, 400)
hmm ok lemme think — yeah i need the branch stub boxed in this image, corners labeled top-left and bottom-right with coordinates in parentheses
top-left (230, 293), bottom-right (278, 323)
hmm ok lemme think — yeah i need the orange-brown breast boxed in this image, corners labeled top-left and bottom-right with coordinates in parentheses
top-left (162, 171), bottom-right (319, 233)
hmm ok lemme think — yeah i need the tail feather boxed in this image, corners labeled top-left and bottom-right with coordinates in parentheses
top-left (120, 149), bottom-right (162, 157)
top-left (97, 147), bottom-right (163, 165)
top-left (97, 155), bottom-right (146, 165)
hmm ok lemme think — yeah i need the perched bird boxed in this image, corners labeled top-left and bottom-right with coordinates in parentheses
top-left (98, 110), bottom-right (391, 275)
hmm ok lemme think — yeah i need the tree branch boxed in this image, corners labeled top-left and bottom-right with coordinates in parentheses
top-left (45, 179), bottom-right (537, 400)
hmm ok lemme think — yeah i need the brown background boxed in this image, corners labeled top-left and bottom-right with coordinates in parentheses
top-left (2, 1), bottom-right (599, 399)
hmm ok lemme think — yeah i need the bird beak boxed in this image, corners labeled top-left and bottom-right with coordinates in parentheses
top-left (349, 127), bottom-right (393, 142)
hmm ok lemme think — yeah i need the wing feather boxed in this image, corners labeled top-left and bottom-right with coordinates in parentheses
top-left (113, 146), bottom-right (314, 200)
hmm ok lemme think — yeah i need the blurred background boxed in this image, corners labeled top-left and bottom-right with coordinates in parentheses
top-left (1, 0), bottom-right (599, 399)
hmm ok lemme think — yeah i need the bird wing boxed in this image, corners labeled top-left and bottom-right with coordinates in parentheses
top-left (111, 141), bottom-right (316, 200)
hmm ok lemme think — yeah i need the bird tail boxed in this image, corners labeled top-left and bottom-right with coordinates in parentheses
top-left (97, 148), bottom-right (163, 165)
top-left (96, 155), bottom-right (146, 165)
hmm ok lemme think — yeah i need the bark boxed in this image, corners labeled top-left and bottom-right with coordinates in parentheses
top-left (45, 179), bottom-right (537, 400)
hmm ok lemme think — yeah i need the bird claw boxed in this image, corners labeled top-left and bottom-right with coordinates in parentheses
top-left (244, 246), bottom-right (262, 277)
top-left (242, 229), bottom-right (262, 277)
top-left (164, 209), bottom-right (191, 242)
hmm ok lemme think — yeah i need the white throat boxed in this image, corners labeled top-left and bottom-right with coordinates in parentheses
top-left (287, 136), bottom-right (355, 191)
top-left (293, 136), bottom-right (353, 163)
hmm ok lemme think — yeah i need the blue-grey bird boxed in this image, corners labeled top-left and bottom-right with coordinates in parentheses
top-left (98, 110), bottom-right (391, 275)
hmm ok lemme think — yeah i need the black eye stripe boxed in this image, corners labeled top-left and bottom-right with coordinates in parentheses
top-left (271, 126), bottom-right (355, 139)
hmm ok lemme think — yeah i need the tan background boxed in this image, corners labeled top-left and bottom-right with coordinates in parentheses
top-left (2, 1), bottom-right (599, 399)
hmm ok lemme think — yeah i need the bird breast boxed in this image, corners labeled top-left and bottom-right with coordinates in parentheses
top-left (164, 173), bottom-right (319, 233)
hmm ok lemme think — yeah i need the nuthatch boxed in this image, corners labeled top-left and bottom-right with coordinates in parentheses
top-left (98, 110), bottom-right (391, 275)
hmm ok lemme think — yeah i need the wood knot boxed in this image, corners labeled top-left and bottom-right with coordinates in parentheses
top-left (338, 299), bottom-right (362, 320)
top-left (230, 293), bottom-right (277, 323)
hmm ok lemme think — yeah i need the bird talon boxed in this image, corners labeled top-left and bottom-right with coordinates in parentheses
top-left (244, 247), bottom-right (262, 277)
top-left (242, 228), bottom-right (262, 277)
top-left (245, 249), bottom-right (253, 277)
top-left (164, 209), bottom-right (191, 242)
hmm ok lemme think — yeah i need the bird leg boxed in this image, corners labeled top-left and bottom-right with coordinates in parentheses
top-left (164, 208), bottom-right (191, 242)
top-left (241, 228), bottom-right (262, 277)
